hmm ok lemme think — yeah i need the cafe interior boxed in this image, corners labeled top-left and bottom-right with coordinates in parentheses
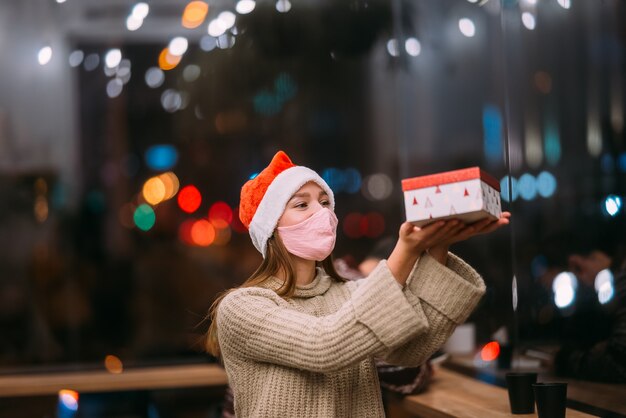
top-left (0, 0), bottom-right (625, 417)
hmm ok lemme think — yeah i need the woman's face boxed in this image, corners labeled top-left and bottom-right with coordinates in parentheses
top-left (277, 182), bottom-right (332, 228)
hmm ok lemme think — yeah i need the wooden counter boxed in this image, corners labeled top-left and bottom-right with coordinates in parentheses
top-left (0, 363), bottom-right (228, 398)
top-left (403, 368), bottom-right (596, 418)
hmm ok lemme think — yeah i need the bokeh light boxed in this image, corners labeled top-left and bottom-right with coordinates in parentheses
top-left (182, 1), bottom-right (209, 29)
top-left (168, 37), bottom-right (189, 56)
top-left (145, 67), bottom-right (165, 88)
top-left (106, 78), bottom-right (124, 98)
top-left (208, 201), bottom-right (233, 229)
top-left (68, 50), bottom-right (84, 67)
top-left (142, 177), bottom-right (166, 205)
top-left (158, 48), bottom-right (182, 71)
top-left (212, 225), bottom-right (232, 246)
top-left (276, 0), bottom-right (292, 13)
top-left (536, 171), bottom-right (557, 198)
top-left (104, 355), bottom-right (124, 374)
top-left (145, 145), bottom-right (178, 171)
top-left (134, 204), bottom-right (156, 231)
top-left (38, 46), bottom-right (52, 65)
top-left (362, 173), bottom-right (393, 201)
top-left (603, 195), bottom-right (622, 217)
top-left (58, 389), bottom-right (79, 412)
top-left (480, 341), bottom-right (500, 362)
top-left (183, 64), bottom-right (201, 82)
top-left (386, 39), bottom-right (399, 57)
top-left (178, 185), bottom-right (202, 213)
top-left (236, 0), bottom-right (256, 14)
top-left (405, 38), bottom-right (421, 57)
top-left (522, 12), bottom-right (536, 30)
top-left (458, 18), bottom-right (476, 37)
top-left (105, 49), bottom-right (122, 68)
top-left (553, 272), bottom-right (577, 309)
top-left (517, 173), bottom-right (537, 200)
top-left (191, 219), bottom-right (216, 246)
top-left (158, 172), bottom-right (180, 200)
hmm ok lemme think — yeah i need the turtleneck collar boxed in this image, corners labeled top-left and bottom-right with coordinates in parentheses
top-left (263, 267), bottom-right (333, 298)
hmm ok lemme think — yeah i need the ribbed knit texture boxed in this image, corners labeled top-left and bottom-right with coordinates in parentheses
top-left (217, 252), bottom-right (486, 417)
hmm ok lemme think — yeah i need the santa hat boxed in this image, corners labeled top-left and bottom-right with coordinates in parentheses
top-left (239, 151), bottom-right (335, 257)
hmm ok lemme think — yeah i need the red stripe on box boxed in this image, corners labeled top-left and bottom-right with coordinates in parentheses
top-left (401, 167), bottom-right (500, 192)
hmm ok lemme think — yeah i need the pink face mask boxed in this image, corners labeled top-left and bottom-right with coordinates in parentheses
top-left (277, 208), bottom-right (338, 261)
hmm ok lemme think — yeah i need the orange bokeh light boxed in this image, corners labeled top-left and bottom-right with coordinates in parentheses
top-left (178, 185), bottom-right (202, 213)
top-left (208, 201), bottom-right (233, 229)
top-left (480, 341), bottom-right (501, 362)
top-left (191, 219), bottom-right (216, 246)
top-left (159, 47), bottom-right (182, 71)
top-left (104, 355), bottom-right (124, 374)
top-left (182, 1), bottom-right (209, 29)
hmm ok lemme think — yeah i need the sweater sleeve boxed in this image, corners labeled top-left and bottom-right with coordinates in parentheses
top-left (383, 252), bottom-right (486, 366)
top-left (216, 263), bottom-right (428, 374)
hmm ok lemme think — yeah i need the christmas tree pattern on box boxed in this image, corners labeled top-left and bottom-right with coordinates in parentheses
top-left (402, 167), bottom-right (501, 227)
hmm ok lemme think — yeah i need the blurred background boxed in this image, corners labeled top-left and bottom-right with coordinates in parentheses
top-left (0, 0), bottom-right (625, 416)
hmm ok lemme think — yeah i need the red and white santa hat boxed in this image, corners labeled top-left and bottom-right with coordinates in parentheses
top-left (239, 151), bottom-right (335, 257)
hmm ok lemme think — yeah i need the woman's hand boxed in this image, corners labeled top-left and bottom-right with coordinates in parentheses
top-left (428, 212), bottom-right (511, 264)
top-left (388, 220), bottom-right (471, 286)
top-left (387, 212), bottom-right (511, 284)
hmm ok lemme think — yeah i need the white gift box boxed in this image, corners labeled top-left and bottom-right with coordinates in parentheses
top-left (402, 167), bottom-right (502, 227)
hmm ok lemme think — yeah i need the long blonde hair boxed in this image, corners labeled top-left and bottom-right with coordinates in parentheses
top-left (205, 233), bottom-right (345, 357)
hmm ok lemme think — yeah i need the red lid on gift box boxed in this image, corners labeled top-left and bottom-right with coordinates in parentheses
top-left (401, 167), bottom-right (500, 192)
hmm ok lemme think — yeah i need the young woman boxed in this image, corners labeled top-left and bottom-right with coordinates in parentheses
top-left (206, 151), bottom-right (510, 417)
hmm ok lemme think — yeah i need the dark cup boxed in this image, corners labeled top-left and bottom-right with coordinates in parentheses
top-left (505, 372), bottom-right (537, 414)
top-left (533, 383), bottom-right (568, 418)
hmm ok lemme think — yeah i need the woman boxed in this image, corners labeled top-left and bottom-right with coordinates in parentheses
top-left (207, 151), bottom-right (510, 417)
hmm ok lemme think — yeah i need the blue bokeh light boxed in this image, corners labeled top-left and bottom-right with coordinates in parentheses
top-left (500, 175), bottom-right (519, 202)
top-left (145, 145), bottom-right (178, 171)
top-left (603, 195), bottom-right (622, 217)
top-left (518, 173), bottom-right (537, 200)
top-left (536, 171), bottom-right (557, 198)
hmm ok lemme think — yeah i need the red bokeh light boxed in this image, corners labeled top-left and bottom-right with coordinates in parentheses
top-left (208, 201), bottom-right (233, 229)
top-left (178, 219), bottom-right (196, 245)
top-left (480, 341), bottom-right (501, 362)
top-left (177, 185), bottom-right (202, 213)
top-left (343, 212), bottom-right (363, 239)
top-left (365, 212), bottom-right (385, 238)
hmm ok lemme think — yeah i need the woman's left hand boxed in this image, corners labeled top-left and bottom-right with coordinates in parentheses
top-left (428, 212), bottom-right (511, 264)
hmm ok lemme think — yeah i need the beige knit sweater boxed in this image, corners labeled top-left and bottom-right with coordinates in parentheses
top-left (216, 252), bottom-right (486, 417)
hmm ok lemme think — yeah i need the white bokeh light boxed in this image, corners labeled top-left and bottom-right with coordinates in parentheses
top-left (132, 2), bottom-right (150, 19)
top-left (105, 49), bottom-right (122, 68)
top-left (459, 18), bottom-right (476, 37)
top-left (386, 39), bottom-right (399, 57)
top-left (208, 19), bottom-right (227, 37)
top-left (236, 0), bottom-right (256, 14)
top-left (126, 15), bottom-right (143, 31)
top-left (553, 272), bottom-right (577, 309)
top-left (38, 46), bottom-right (52, 65)
top-left (522, 12), bottom-right (536, 30)
top-left (145, 67), bottom-right (165, 88)
top-left (218, 11), bottom-right (237, 30)
top-left (68, 50), bottom-right (84, 67)
top-left (557, 0), bottom-right (571, 9)
top-left (169, 37), bottom-right (188, 56)
top-left (276, 0), bottom-right (292, 13)
top-left (405, 37), bottom-right (421, 57)
top-left (106, 78), bottom-right (124, 98)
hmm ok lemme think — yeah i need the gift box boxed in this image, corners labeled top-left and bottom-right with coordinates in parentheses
top-left (402, 167), bottom-right (501, 227)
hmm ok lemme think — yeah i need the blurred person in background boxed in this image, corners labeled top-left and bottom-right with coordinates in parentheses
top-left (552, 244), bottom-right (626, 383)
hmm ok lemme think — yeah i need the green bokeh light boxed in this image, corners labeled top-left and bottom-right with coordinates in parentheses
top-left (134, 204), bottom-right (156, 231)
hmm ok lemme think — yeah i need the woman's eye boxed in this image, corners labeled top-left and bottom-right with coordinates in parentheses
top-left (295, 202), bottom-right (307, 208)
top-left (321, 200), bottom-right (330, 206)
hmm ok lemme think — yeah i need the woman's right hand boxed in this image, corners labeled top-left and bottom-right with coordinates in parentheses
top-left (387, 220), bottom-right (465, 286)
